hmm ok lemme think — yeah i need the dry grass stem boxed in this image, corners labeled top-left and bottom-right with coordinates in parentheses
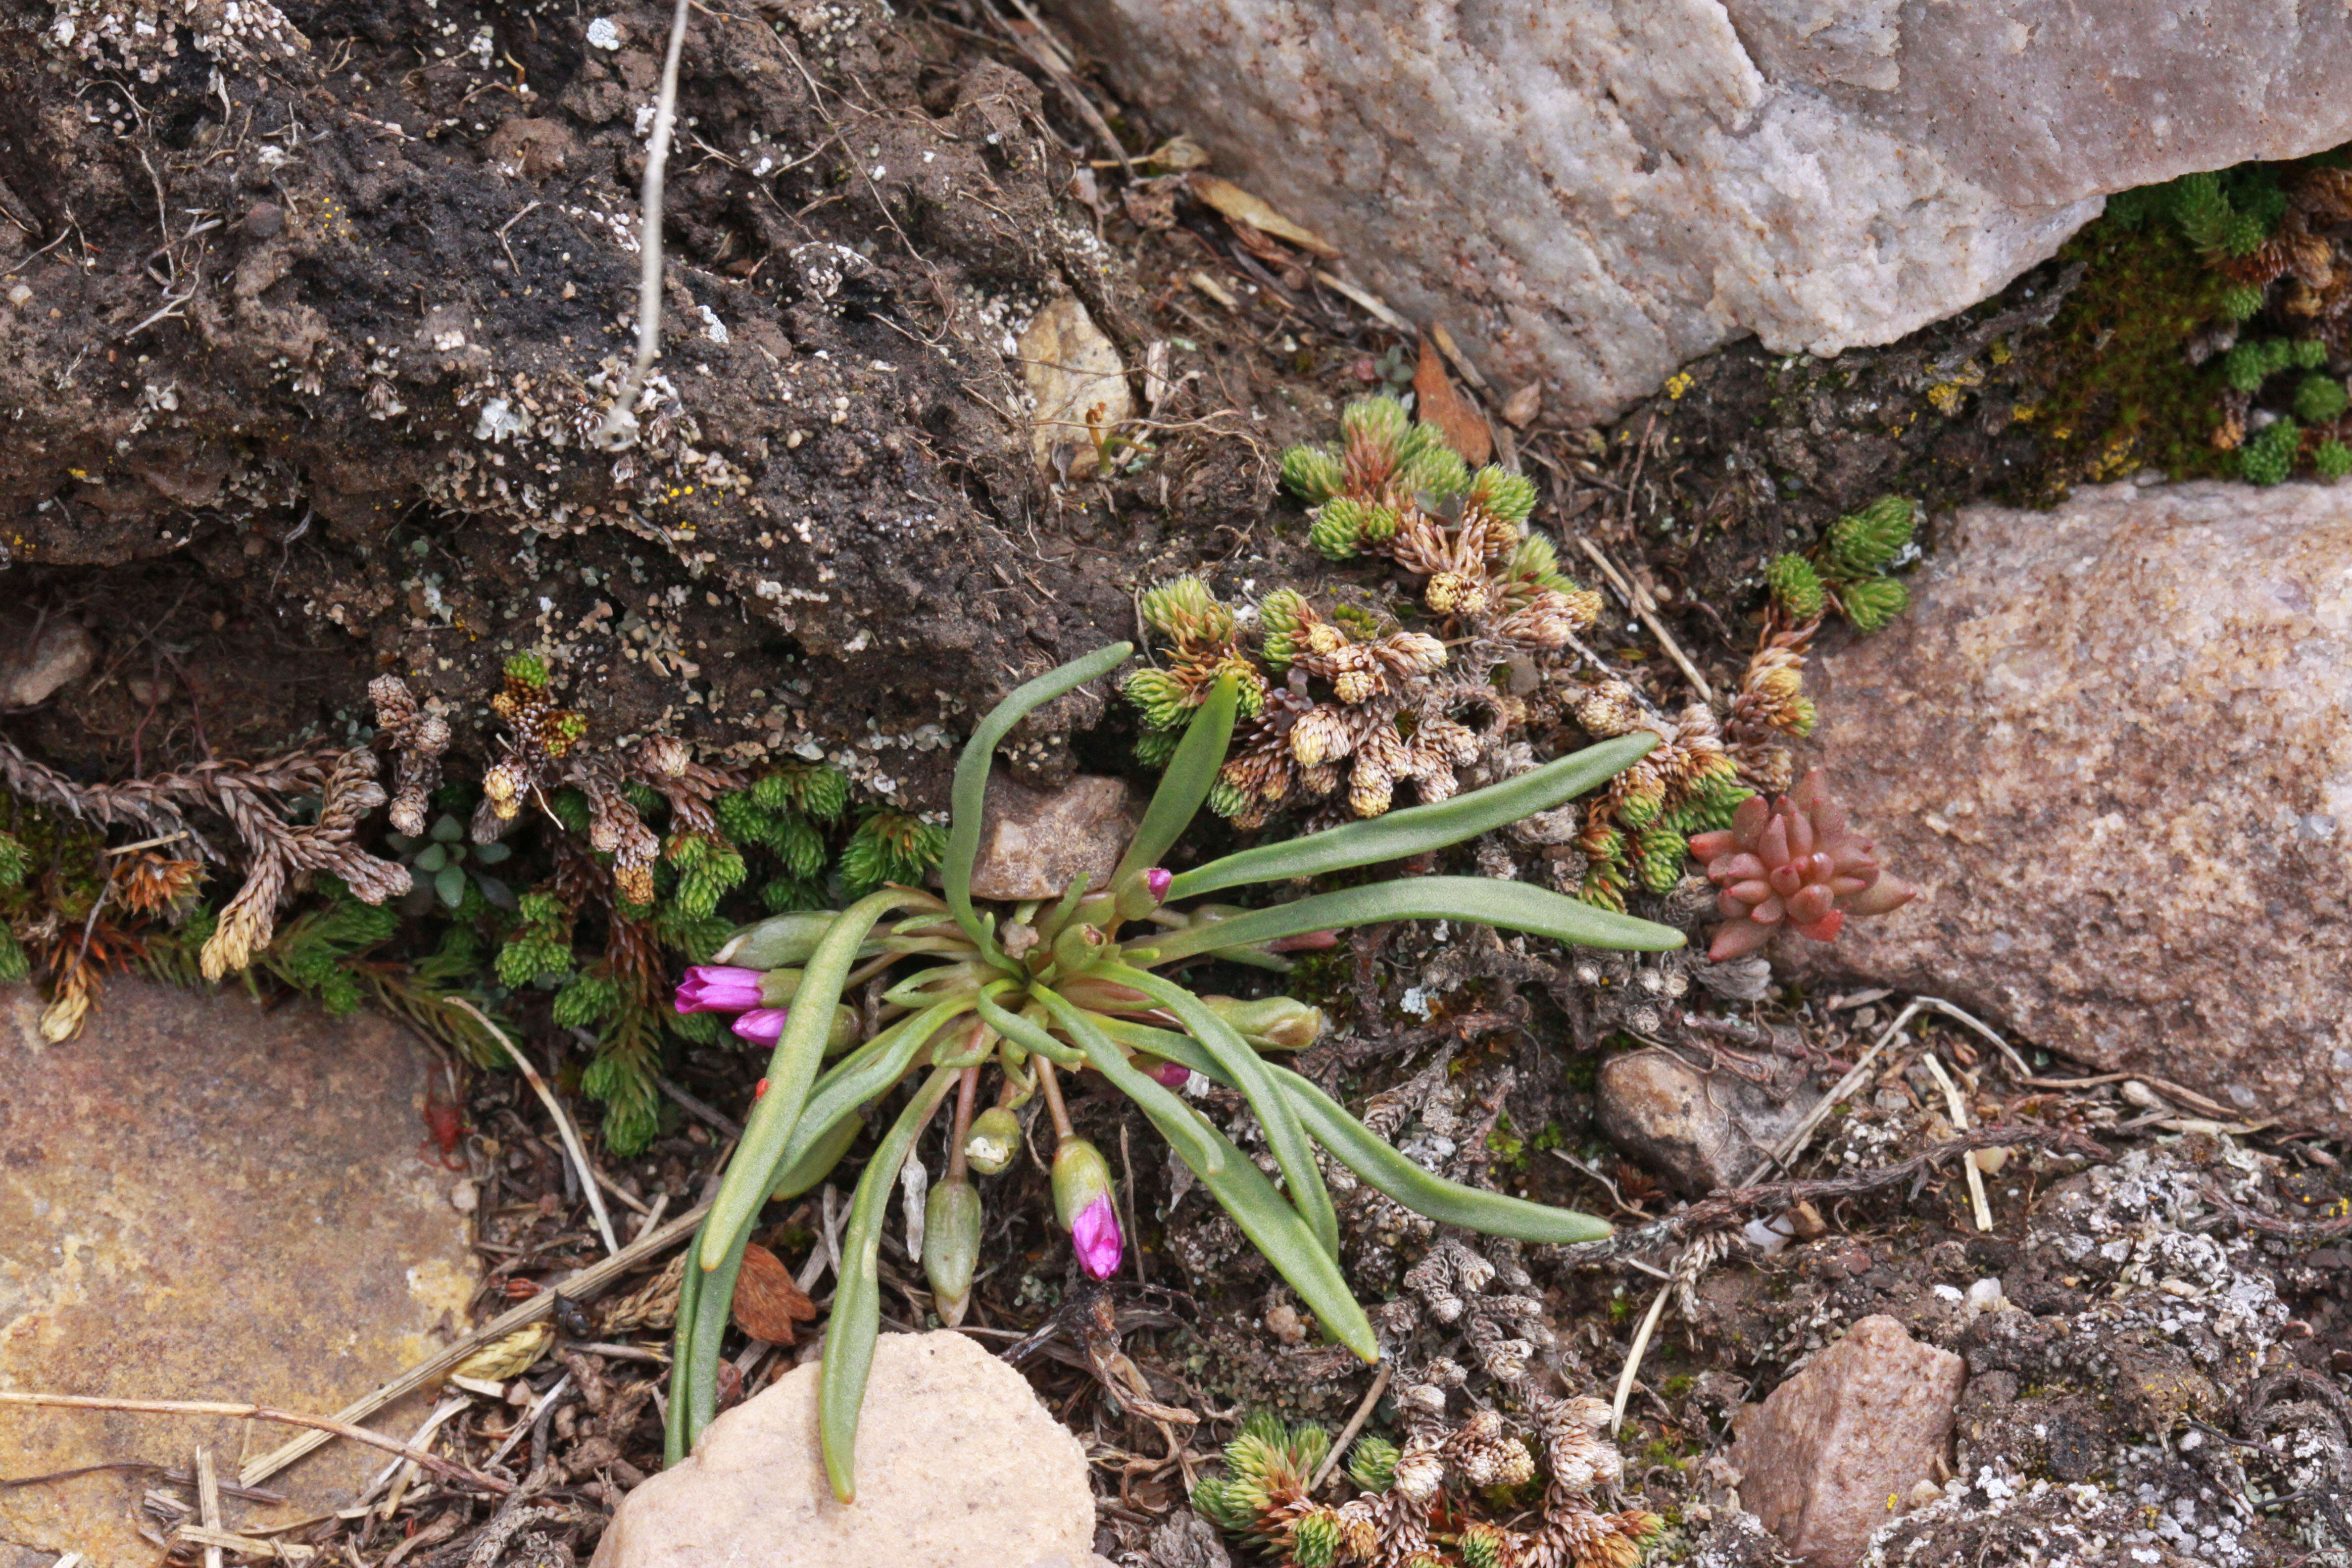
top-left (0, 1392), bottom-right (512, 1495)
top-left (238, 1200), bottom-right (709, 1486)
top-left (1921, 1050), bottom-right (1995, 1231)
top-left (447, 998), bottom-right (620, 1255)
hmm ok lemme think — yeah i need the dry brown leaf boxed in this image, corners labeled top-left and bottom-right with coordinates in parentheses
top-left (1187, 174), bottom-right (1338, 258)
top-left (1414, 337), bottom-right (1492, 466)
top-left (731, 1242), bottom-right (817, 1345)
top-left (1502, 382), bottom-right (1544, 430)
top-left (1147, 135), bottom-right (1211, 171)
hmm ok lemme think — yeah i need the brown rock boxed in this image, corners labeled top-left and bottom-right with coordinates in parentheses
top-left (0, 612), bottom-right (94, 708)
top-left (1799, 481), bottom-right (2352, 1137)
top-left (0, 980), bottom-right (477, 1564)
top-left (1019, 296), bottom-right (1129, 472)
top-left (590, 1330), bottom-right (1095, 1568)
top-left (1728, 1315), bottom-right (1965, 1567)
top-left (1596, 1047), bottom-right (1816, 1193)
top-left (966, 772), bottom-right (1136, 902)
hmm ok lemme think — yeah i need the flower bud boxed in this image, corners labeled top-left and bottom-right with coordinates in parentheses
top-left (729, 1003), bottom-right (859, 1052)
top-left (1050, 920), bottom-right (1109, 976)
top-left (963, 1106), bottom-right (1020, 1175)
top-left (674, 965), bottom-right (764, 1014)
top-left (732, 1007), bottom-right (789, 1047)
top-left (1200, 995), bottom-right (1325, 1049)
top-left (710, 911), bottom-right (837, 970)
top-left (923, 1177), bottom-right (982, 1324)
top-left (1114, 867), bottom-right (1174, 922)
top-left (1139, 1056), bottom-right (1190, 1089)
top-left (1051, 1137), bottom-right (1122, 1279)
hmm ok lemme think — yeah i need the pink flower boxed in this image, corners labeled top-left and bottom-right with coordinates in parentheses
top-left (1147, 1059), bottom-right (1190, 1089)
top-left (732, 1007), bottom-right (790, 1046)
top-left (1070, 1193), bottom-right (1123, 1279)
top-left (1144, 868), bottom-right (1173, 901)
top-left (675, 965), bottom-right (765, 1014)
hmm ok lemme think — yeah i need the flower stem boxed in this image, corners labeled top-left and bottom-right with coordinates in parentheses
top-left (1036, 1056), bottom-right (1075, 1141)
top-left (947, 1062), bottom-right (980, 1182)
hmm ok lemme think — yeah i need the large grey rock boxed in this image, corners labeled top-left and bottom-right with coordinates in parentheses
top-left (592, 1330), bottom-right (1096, 1568)
top-left (1728, 1315), bottom-right (1965, 1567)
top-left (1798, 480), bottom-right (2352, 1138)
top-left (0, 980), bottom-right (477, 1565)
top-left (1054, 0), bottom-right (2352, 422)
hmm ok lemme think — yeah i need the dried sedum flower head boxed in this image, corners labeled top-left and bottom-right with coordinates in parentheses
top-left (1689, 768), bottom-right (1915, 960)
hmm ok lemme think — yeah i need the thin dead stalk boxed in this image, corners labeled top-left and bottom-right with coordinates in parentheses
top-left (0, 1392), bottom-right (512, 1495)
top-left (446, 997), bottom-right (620, 1256)
top-left (1553, 1124), bottom-right (2111, 1270)
top-left (594, 0), bottom-right (691, 449)
top-left (239, 1200), bottom-right (709, 1487)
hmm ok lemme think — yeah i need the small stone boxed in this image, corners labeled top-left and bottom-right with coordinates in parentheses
top-left (244, 200), bottom-right (284, 238)
top-left (0, 611), bottom-right (95, 708)
top-left (1796, 481), bottom-right (2352, 1138)
top-left (1727, 1315), bottom-right (1965, 1568)
top-left (1019, 296), bottom-right (1129, 472)
top-left (965, 771), bottom-right (1136, 902)
top-left (1596, 1047), bottom-right (1816, 1193)
top-left (590, 1331), bottom-right (1095, 1568)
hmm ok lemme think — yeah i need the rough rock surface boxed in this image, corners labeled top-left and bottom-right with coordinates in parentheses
top-left (967, 772), bottom-right (1137, 901)
top-left (590, 1329), bottom-right (1095, 1568)
top-left (1055, 0), bottom-right (2352, 421)
top-left (0, 980), bottom-right (476, 1565)
top-left (1727, 1314), bottom-right (1966, 1567)
top-left (1596, 1047), bottom-right (1815, 1193)
top-left (0, 611), bottom-right (95, 709)
top-left (1799, 480), bottom-right (2352, 1138)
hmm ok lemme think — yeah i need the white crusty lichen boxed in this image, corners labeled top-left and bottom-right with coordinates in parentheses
top-left (43, 0), bottom-right (305, 78)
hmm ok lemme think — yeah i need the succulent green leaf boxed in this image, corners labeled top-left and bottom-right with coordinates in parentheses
top-left (1040, 993), bottom-right (1376, 1361)
top-left (1167, 733), bottom-right (1659, 900)
top-left (1115, 672), bottom-right (1238, 888)
top-left (1140, 877), bottom-right (1684, 963)
top-left (820, 1066), bottom-right (958, 1502)
top-left (1097, 1018), bottom-right (1611, 1243)
top-left (1095, 967), bottom-right (1337, 1258)
top-left (699, 889), bottom-right (931, 1274)
top-left (945, 644), bottom-right (1133, 957)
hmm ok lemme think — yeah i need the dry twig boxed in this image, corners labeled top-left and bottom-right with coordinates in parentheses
top-left (1551, 1125), bottom-right (2111, 1269)
top-left (448, 998), bottom-right (620, 1256)
top-left (0, 1392), bottom-right (512, 1495)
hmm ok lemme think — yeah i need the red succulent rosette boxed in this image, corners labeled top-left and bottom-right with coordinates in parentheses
top-left (1689, 769), bottom-right (1916, 961)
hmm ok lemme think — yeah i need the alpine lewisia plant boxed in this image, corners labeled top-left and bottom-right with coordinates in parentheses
top-left (663, 645), bottom-right (1681, 1501)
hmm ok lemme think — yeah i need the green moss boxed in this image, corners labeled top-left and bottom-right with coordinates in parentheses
top-left (2025, 217), bottom-right (2235, 490)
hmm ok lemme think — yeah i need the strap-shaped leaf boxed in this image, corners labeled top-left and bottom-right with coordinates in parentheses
top-left (679, 1215), bottom-right (746, 1450)
top-left (1136, 877), bottom-right (1683, 965)
top-left (1112, 671), bottom-right (1239, 888)
top-left (1037, 992), bottom-right (1376, 1362)
top-left (1098, 1018), bottom-right (1613, 1243)
top-left (820, 1066), bottom-right (958, 1502)
top-left (974, 990), bottom-right (1085, 1068)
top-left (944, 643), bottom-right (1134, 954)
top-left (1165, 733), bottom-right (1659, 899)
top-left (1097, 1018), bottom-right (1612, 1243)
top-left (1097, 964), bottom-right (1338, 1258)
top-left (700, 889), bottom-right (932, 1273)
top-left (665, 1211), bottom-right (711, 1465)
